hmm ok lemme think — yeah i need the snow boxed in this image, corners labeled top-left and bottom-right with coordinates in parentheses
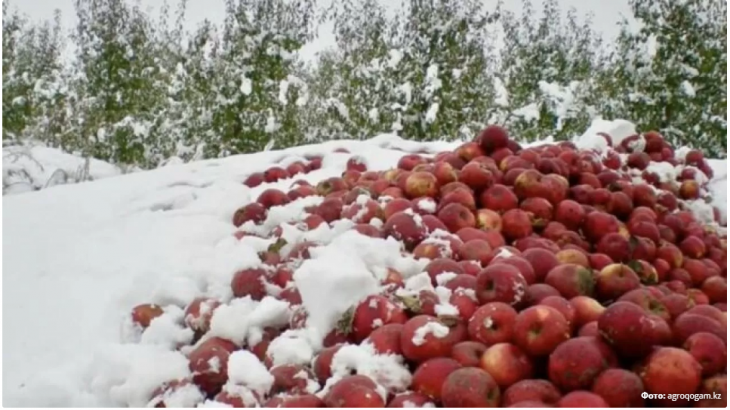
top-left (327, 343), bottom-right (411, 395)
top-left (226, 350), bottom-right (274, 396)
top-left (574, 118), bottom-right (638, 152)
top-left (3, 143), bottom-right (123, 195)
top-left (3, 126), bottom-right (727, 407)
top-left (265, 330), bottom-right (316, 367)
top-left (411, 322), bottom-right (450, 346)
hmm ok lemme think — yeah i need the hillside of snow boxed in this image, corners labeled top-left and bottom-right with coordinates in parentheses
top-left (3, 121), bottom-right (727, 406)
top-left (3, 143), bottom-right (123, 195)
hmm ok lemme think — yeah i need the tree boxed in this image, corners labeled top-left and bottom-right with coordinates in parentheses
top-left (2, 5), bottom-right (66, 145)
top-left (495, 0), bottom-right (606, 142)
top-left (598, 0), bottom-right (726, 157)
top-left (202, 0), bottom-right (315, 157)
top-left (391, 0), bottom-right (497, 141)
top-left (71, 0), bottom-right (171, 167)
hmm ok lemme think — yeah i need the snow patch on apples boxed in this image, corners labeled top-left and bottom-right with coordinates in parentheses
top-left (411, 322), bottom-right (450, 346)
top-left (328, 343), bottom-right (412, 395)
top-left (575, 118), bottom-right (638, 152)
top-left (266, 329), bottom-right (317, 366)
top-left (227, 350), bottom-right (274, 396)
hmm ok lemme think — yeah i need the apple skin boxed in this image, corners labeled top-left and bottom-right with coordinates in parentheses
top-left (323, 375), bottom-right (384, 407)
top-left (441, 367), bottom-right (501, 407)
top-left (557, 391), bottom-right (609, 407)
top-left (591, 368), bottom-right (645, 407)
top-left (683, 332), bottom-right (727, 377)
top-left (475, 263), bottom-right (528, 307)
top-left (467, 302), bottom-right (517, 346)
top-left (513, 305), bottom-right (570, 357)
top-left (188, 337), bottom-right (238, 396)
top-left (450, 341), bottom-right (487, 367)
top-left (412, 357), bottom-right (463, 401)
top-left (548, 337), bottom-right (608, 391)
top-left (598, 301), bottom-right (671, 359)
top-left (480, 342), bottom-right (534, 389)
top-left (501, 379), bottom-right (562, 407)
top-left (640, 347), bottom-right (703, 406)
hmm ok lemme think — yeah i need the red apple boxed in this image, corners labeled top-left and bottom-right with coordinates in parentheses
top-left (441, 368), bottom-right (501, 407)
top-left (467, 302), bottom-right (517, 346)
top-left (513, 305), bottom-right (570, 357)
top-left (480, 343), bottom-right (534, 388)
top-left (412, 357), bottom-right (462, 401)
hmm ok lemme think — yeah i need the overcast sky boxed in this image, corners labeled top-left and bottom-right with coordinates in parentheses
top-left (10, 0), bottom-right (632, 60)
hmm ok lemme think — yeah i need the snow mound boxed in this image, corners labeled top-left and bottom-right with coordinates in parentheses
top-left (3, 143), bottom-right (123, 195)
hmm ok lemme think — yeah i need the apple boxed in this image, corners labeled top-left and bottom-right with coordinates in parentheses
top-left (594, 263), bottom-right (641, 301)
top-left (451, 341), bottom-right (488, 367)
top-left (548, 337), bottom-right (607, 391)
top-left (400, 315), bottom-right (466, 363)
top-left (184, 298), bottom-right (221, 335)
top-left (256, 188), bottom-right (290, 209)
top-left (323, 375), bottom-right (384, 407)
top-left (501, 209), bottom-right (533, 241)
top-left (475, 263), bottom-right (528, 306)
top-left (437, 203), bottom-right (476, 233)
top-left (231, 268), bottom-right (268, 300)
top-left (476, 125), bottom-right (509, 153)
top-left (521, 248), bottom-right (559, 283)
top-left (131, 303), bottom-right (164, 329)
top-left (475, 208), bottom-right (503, 231)
top-left (412, 357), bottom-right (463, 401)
top-left (467, 302), bottom-right (517, 346)
top-left (683, 332), bottom-right (727, 377)
top-left (640, 347), bottom-right (702, 406)
top-left (480, 343), bottom-right (534, 388)
top-left (479, 184), bottom-right (518, 213)
top-left (351, 295), bottom-right (408, 343)
top-left (557, 391), bottom-right (609, 407)
top-left (544, 264), bottom-right (595, 299)
top-left (383, 211), bottom-right (429, 251)
top-left (513, 305), bottom-right (570, 357)
top-left (188, 337), bottom-right (237, 396)
top-left (597, 301), bottom-right (670, 359)
top-left (441, 368), bottom-right (501, 407)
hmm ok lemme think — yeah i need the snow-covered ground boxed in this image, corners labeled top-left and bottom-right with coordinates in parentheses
top-left (3, 143), bottom-right (123, 195)
top-left (3, 122), bottom-right (727, 406)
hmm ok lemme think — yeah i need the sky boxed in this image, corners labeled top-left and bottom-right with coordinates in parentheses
top-left (9, 0), bottom-right (633, 61)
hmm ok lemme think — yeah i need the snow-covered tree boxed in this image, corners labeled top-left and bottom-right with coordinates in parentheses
top-left (597, 0), bottom-right (726, 157)
top-left (495, 0), bottom-right (606, 142)
top-left (202, 0), bottom-right (315, 156)
top-left (290, 0), bottom-right (400, 143)
top-left (2, 5), bottom-right (66, 145)
top-left (70, 0), bottom-right (173, 167)
top-left (391, 0), bottom-right (497, 141)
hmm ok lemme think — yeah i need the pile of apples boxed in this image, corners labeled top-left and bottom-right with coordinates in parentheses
top-left (131, 125), bottom-right (726, 408)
